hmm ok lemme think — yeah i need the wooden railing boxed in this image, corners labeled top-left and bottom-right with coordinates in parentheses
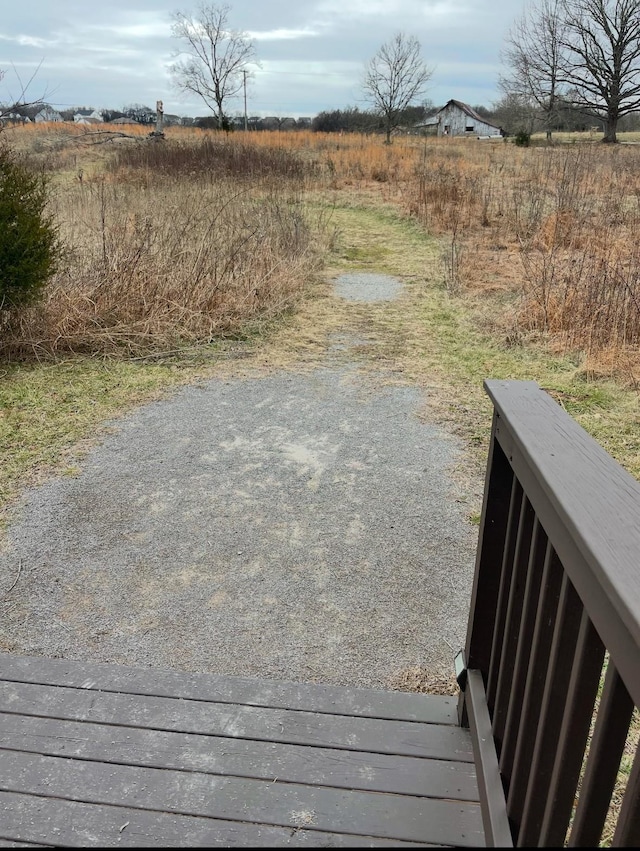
top-left (457, 380), bottom-right (640, 847)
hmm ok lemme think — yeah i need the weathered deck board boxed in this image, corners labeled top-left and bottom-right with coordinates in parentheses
top-left (0, 680), bottom-right (473, 760)
top-left (0, 791), bottom-right (428, 848)
top-left (0, 654), bottom-right (457, 723)
top-left (0, 714), bottom-right (480, 799)
top-left (0, 655), bottom-right (485, 847)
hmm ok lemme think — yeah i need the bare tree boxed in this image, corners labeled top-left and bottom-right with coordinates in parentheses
top-left (169, 3), bottom-right (256, 129)
top-left (363, 33), bottom-right (434, 144)
top-left (558, 0), bottom-right (640, 142)
top-left (500, 0), bottom-right (568, 141)
top-left (492, 91), bottom-right (539, 136)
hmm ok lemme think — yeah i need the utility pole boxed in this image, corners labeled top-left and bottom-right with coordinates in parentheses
top-left (243, 70), bottom-right (248, 132)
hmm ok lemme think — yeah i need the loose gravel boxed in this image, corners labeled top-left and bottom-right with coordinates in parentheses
top-left (0, 275), bottom-right (478, 689)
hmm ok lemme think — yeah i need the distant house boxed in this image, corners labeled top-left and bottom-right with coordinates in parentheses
top-left (74, 115), bottom-right (102, 125)
top-left (0, 112), bottom-right (31, 126)
top-left (34, 105), bottom-right (63, 123)
top-left (108, 116), bottom-right (139, 125)
top-left (434, 100), bottom-right (502, 138)
top-left (74, 108), bottom-right (104, 125)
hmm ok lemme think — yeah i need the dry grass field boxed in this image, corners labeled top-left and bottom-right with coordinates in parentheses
top-left (5, 122), bottom-right (640, 376)
top-left (1, 123), bottom-right (326, 357)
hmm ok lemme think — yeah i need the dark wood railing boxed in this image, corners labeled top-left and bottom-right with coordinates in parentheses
top-left (457, 380), bottom-right (640, 847)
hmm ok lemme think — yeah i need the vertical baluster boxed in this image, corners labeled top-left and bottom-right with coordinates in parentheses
top-left (486, 477), bottom-right (524, 712)
top-left (492, 500), bottom-right (537, 755)
top-left (499, 526), bottom-right (549, 791)
top-left (461, 417), bottom-right (516, 725)
top-left (569, 662), bottom-right (634, 847)
top-left (507, 544), bottom-right (564, 838)
top-left (518, 574), bottom-right (583, 846)
top-left (539, 612), bottom-right (605, 846)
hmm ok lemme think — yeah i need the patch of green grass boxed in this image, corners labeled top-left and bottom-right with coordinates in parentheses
top-left (341, 245), bottom-right (391, 263)
top-left (411, 289), bottom-right (640, 476)
top-left (0, 354), bottom-right (222, 527)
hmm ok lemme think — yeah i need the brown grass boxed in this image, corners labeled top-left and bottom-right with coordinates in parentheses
top-left (1, 129), bottom-right (326, 358)
top-left (239, 131), bottom-right (640, 385)
top-left (9, 124), bottom-right (640, 377)
top-left (404, 139), bottom-right (640, 383)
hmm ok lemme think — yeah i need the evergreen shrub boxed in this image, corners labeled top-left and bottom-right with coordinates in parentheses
top-left (0, 145), bottom-right (61, 309)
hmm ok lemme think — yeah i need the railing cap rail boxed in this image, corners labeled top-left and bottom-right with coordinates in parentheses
top-left (484, 379), bottom-right (640, 653)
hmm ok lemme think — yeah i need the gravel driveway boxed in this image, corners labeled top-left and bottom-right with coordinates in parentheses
top-left (0, 275), bottom-right (478, 689)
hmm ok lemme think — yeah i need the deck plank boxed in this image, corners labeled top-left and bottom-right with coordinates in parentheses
top-left (0, 791), bottom-right (432, 847)
top-left (0, 681), bottom-right (474, 761)
top-left (0, 713), bottom-right (480, 800)
top-left (0, 655), bottom-right (484, 847)
top-left (0, 750), bottom-right (484, 846)
top-left (0, 653), bottom-right (457, 724)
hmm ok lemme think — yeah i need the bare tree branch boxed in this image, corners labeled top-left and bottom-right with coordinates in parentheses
top-left (500, 0), bottom-right (568, 140)
top-left (363, 33), bottom-right (434, 143)
top-left (558, 0), bottom-right (640, 142)
top-left (0, 61), bottom-right (50, 127)
top-left (169, 3), bottom-right (257, 129)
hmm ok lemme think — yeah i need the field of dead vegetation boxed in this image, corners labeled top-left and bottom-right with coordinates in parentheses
top-left (4, 123), bottom-right (640, 384)
top-left (1, 123), bottom-right (640, 510)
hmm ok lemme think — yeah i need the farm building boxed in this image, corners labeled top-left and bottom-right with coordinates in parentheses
top-left (434, 100), bottom-right (502, 138)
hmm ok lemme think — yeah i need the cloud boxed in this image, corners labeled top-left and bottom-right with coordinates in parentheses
top-left (249, 27), bottom-right (321, 42)
top-left (91, 21), bottom-right (170, 40)
top-left (0, 32), bottom-right (52, 49)
top-left (311, 0), bottom-right (464, 28)
top-left (314, 0), bottom-right (402, 18)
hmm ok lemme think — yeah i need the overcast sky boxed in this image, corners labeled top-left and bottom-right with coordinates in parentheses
top-left (0, 0), bottom-right (528, 119)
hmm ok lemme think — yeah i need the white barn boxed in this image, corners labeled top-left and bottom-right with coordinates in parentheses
top-left (436, 100), bottom-right (502, 138)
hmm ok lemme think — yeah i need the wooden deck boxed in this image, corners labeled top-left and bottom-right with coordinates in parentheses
top-left (0, 653), bottom-right (484, 847)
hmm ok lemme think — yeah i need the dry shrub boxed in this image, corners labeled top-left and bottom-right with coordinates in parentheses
top-left (511, 148), bottom-right (640, 360)
top-left (404, 139), bottom-right (640, 377)
top-left (535, 209), bottom-right (580, 251)
top-left (107, 134), bottom-right (312, 182)
top-left (2, 141), bottom-right (323, 357)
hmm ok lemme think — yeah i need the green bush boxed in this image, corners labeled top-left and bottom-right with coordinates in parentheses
top-left (514, 130), bottom-right (531, 148)
top-left (0, 145), bottom-right (61, 309)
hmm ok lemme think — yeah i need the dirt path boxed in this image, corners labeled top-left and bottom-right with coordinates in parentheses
top-left (0, 242), bottom-right (482, 691)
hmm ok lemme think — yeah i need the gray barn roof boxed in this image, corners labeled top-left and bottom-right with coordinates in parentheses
top-left (438, 99), bottom-right (501, 130)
